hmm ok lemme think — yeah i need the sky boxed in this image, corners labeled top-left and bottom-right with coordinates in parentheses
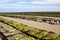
top-left (0, 0), bottom-right (60, 12)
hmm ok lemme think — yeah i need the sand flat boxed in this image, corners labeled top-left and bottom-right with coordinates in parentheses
top-left (0, 16), bottom-right (60, 34)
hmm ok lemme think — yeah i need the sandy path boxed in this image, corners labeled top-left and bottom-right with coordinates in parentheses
top-left (0, 16), bottom-right (60, 34)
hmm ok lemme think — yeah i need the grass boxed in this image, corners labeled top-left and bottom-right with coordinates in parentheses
top-left (0, 12), bottom-right (60, 17)
top-left (56, 35), bottom-right (60, 40)
top-left (43, 33), bottom-right (59, 40)
top-left (14, 35), bottom-right (20, 40)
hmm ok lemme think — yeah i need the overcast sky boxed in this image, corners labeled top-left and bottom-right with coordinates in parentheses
top-left (0, 0), bottom-right (60, 12)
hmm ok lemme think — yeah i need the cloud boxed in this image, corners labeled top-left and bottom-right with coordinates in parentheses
top-left (47, 0), bottom-right (60, 2)
top-left (0, 0), bottom-right (60, 4)
top-left (0, 3), bottom-right (59, 9)
top-left (0, 0), bottom-right (60, 12)
top-left (0, 0), bottom-right (10, 2)
top-left (30, 0), bottom-right (60, 4)
top-left (0, 4), bottom-right (26, 8)
top-left (0, 4), bottom-right (41, 9)
top-left (16, 0), bottom-right (60, 4)
top-left (17, 2), bottom-right (28, 4)
top-left (0, 6), bottom-right (60, 12)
